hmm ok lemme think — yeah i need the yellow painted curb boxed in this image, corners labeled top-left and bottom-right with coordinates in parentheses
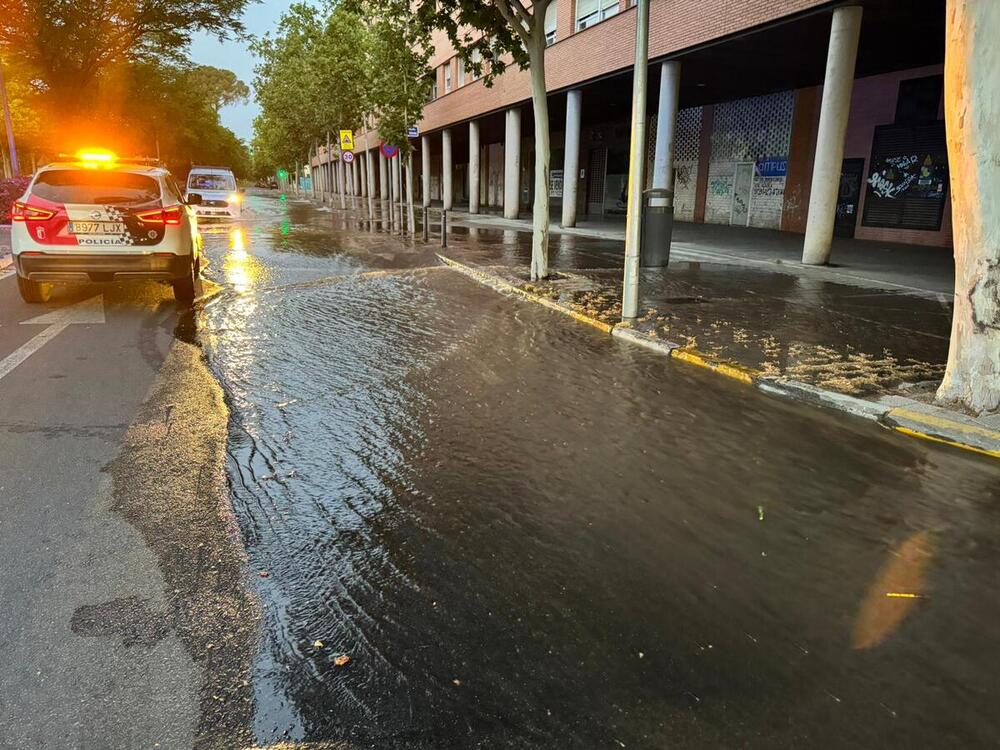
top-left (887, 407), bottom-right (1000, 442)
top-left (438, 254), bottom-right (613, 333)
top-left (893, 426), bottom-right (1000, 460)
top-left (670, 348), bottom-right (758, 385)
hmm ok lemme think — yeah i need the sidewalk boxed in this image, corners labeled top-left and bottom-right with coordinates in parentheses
top-left (0, 225), bottom-right (11, 270)
top-left (446, 209), bottom-right (956, 298)
top-left (417, 210), bottom-right (1000, 458)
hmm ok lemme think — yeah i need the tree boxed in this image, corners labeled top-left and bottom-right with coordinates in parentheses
top-left (420, 0), bottom-right (554, 280)
top-left (251, 4), bottom-right (371, 172)
top-left (937, 0), bottom-right (1000, 413)
top-left (186, 65), bottom-right (251, 113)
top-left (0, 0), bottom-right (252, 117)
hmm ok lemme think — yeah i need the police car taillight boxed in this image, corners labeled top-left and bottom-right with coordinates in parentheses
top-left (137, 206), bottom-right (183, 225)
top-left (11, 202), bottom-right (55, 222)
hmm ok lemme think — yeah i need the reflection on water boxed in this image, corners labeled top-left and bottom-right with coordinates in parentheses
top-left (852, 530), bottom-right (933, 650)
top-left (200, 194), bottom-right (1000, 749)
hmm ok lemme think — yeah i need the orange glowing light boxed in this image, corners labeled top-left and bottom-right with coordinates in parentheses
top-left (75, 148), bottom-right (117, 167)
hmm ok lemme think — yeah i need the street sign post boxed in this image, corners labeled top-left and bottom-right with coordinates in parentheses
top-left (380, 142), bottom-right (399, 159)
top-left (339, 130), bottom-right (355, 152)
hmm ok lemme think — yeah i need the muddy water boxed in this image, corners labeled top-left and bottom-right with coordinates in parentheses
top-left (200, 194), bottom-right (1000, 748)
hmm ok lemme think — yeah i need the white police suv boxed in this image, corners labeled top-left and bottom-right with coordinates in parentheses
top-left (9, 150), bottom-right (204, 304)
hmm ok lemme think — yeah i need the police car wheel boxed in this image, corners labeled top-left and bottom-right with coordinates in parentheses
top-left (17, 275), bottom-right (51, 304)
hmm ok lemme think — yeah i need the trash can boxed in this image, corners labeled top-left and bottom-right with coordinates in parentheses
top-left (641, 188), bottom-right (674, 268)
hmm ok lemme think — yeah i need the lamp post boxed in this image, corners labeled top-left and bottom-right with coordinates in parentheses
top-left (620, 0), bottom-right (650, 320)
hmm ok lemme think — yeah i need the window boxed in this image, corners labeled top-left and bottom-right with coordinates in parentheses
top-left (895, 75), bottom-right (943, 124)
top-left (470, 48), bottom-right (482, 81)
top-left (544, 4), bottom-right (557, 45)
top-left (457, 57), bottom-right (466, 86)
top-left (576, 0), bottom-right (620, 30)
top-left (429, 73), bottom-right (438, 101)
top-left (444, 62), bottom-right (452, 93)
top-left (33, 170), bottom-right (161, 205)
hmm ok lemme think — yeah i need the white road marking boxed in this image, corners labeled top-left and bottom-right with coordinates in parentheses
top-left (0, 323), bottom-right (70, 380)
top-left (0, 295), bottom-right (106, 382)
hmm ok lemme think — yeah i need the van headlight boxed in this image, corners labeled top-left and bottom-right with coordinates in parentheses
top-left (228, 193), bottom-right (242, 204)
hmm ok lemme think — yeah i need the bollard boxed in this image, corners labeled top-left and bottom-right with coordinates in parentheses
top-left (422, 207), bottom-right (429, 242)
top-left (440, 209), bottom-right (448, 248)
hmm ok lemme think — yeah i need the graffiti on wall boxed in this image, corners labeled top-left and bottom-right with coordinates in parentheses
top-left (867, 154), bottom-right (946, 200)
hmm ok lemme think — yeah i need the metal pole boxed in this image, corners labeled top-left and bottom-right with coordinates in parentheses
top-left (0, 58), bottom-right (19, 175)
top-left (621, 0), bottom-right (650, 321)
top-left (440, 209), bottom-right (448, 248)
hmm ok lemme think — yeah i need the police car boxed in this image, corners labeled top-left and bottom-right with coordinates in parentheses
top-left (9, 150), bottom-right (204, 304)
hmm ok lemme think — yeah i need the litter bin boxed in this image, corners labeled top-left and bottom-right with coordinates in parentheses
top-left (641, 187), bottom-right (674, 268)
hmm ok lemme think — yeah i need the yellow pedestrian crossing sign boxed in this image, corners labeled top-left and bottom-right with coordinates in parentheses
top-left (339, 130), bottom-right (354, 152)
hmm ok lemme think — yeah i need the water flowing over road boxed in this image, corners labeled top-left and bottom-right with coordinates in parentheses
top-left (200, 194), bottom-right (1000, 748)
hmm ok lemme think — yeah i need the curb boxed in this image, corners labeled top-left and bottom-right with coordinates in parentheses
top-left (437, 254), bottom-right (1000, 461)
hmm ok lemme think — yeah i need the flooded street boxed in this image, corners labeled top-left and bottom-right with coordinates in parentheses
top-left (200, 194), bottom-right (1000, 748)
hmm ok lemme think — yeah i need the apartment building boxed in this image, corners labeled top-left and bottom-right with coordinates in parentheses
top-left (325, 0), bottom-right (950, 256)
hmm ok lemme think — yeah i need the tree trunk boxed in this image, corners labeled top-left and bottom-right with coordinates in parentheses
top-left (528, 33), bottom-right (551, 281)
top-left (937, 0), bottom-right (1000, 413)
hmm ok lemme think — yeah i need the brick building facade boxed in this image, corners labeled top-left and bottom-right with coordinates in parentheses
top-left (318, 0), bottom-right (950, 252)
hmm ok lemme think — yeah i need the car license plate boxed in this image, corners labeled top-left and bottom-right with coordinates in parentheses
top-left (70, 221), bottom-right (126, 235)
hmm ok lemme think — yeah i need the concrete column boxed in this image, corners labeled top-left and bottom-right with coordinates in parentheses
top-left (652, 61), bottom-right (681, 190)
top-left (468, 120), bottom-right (481, 214)
top-left (421, 135), bottom-right (431, 207)
top-left (359, 153), bottom-right (367, 200)
top-left (802, 5), bottom-right (863, 265)
top-left (504, 107), bottom-right (522, 219)
top-left (562, 90), bottom-right (583, 227)
top-left (442, 128), bottom-right (454, 210)
top-left (379, 151), bottom-right (389, 200)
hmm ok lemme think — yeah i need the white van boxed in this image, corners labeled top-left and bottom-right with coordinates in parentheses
top-left (185, 166), bottom-right (242, 219)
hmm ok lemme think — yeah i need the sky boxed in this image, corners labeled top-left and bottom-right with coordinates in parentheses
top-left (187, 1), bottom-right (301, 143)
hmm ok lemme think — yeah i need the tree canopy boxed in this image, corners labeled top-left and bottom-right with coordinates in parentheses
top-left (0, 0), bottom-right (252, 176)
top-left (251, 1), bottom-right (432, 176)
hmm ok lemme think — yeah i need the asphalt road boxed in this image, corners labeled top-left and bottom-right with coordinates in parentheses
top-left (0, 268), bottom-right (253, 748)
top-left (3, 194), bottom-right (1000, 749)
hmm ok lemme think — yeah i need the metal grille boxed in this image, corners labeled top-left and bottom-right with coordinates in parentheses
top-left (586, 147), bottom-right (607, 214)
top-left (710, 92), bottom-right (794, 162)
top-left (675, 107), bottom-right (702, 163)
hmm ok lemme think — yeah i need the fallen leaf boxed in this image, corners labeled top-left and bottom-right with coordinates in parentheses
top-left (259, 571), bottom-right (270, 578)
top-left (334, 654), bottom-right (351, 667)
top-left (452, 679), bottom-right (462, 686)
top-left (313, 640), bottom-right (324, 649)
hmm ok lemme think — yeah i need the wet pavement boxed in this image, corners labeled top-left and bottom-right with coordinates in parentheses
top-left (434, 222), bottom-right (953, 398)
top-left (195, 194), bottom-right (1000, 748)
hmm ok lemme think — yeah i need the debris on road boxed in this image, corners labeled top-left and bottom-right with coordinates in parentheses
top-left (334, 654), bottom-right (351, 667)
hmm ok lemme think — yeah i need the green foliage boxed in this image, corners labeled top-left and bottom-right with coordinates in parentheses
top-left (251, 1), bottom-right (433, 170)
top-left (186, 66), bottom-right (251, 113)
top-left (0, 0), bottom-right (253, 115)
top-left (416, 0), bottom-right (551, 85)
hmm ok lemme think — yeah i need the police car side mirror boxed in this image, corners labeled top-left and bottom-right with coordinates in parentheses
top-left (186, 193), bottom-right (203, 205)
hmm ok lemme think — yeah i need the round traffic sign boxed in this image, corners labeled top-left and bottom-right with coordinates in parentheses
top-left (380, 142), bottom-right (399, 159)
top-left (342, 151), bottom-right (355, 163)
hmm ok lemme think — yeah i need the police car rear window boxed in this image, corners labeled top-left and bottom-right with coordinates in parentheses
top-left (32, 170), bottom-right (160, 205)
top-left (187, 173), bottom-right (236, 191)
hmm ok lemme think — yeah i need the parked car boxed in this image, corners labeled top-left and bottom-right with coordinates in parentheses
top-left (185, 166), bottom-right (243, 219)
top-left (9, 149), bottom-right (204, 304)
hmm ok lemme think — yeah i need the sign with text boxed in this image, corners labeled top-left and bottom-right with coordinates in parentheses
top-left (549, 169), bottom-right (564, 198)
top-left (755, 156), bottom-right (788, 178)
top-left (339, 130), bottom-right (355, 152)
top-left (406, 126), bottom-right (419, 138)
